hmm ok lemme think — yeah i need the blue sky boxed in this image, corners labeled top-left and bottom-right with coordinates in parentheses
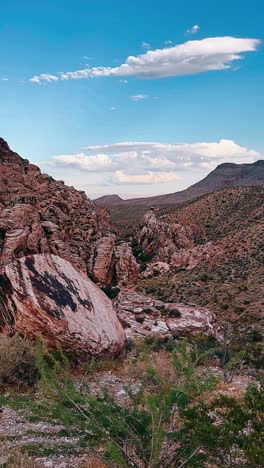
top-left (0, 0), bottom-right (263, 198)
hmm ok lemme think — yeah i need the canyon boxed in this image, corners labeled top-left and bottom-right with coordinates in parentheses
top-left (0, 138), bottom-right (264, 353)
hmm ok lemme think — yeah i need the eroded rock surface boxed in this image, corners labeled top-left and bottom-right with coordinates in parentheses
top-left (0, 254), bottom-right (126, 356)
top-left (138, 210), bottom-right (217, 272)
top-left (115, 290), bottom-right (222, 342)
top-left (0, 138), bottom-right (140, 287)
top-left (114, 242), bottom-right (141, 286)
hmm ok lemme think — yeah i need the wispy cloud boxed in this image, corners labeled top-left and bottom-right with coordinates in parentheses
top-left (30, 36), bottom-right (260, 83)
top-left (129, 94), bottom-right (148, 101)
top-left (187, 24), bottom-right (200, 34)
top-left (142, 41), bottom-right (151, 50)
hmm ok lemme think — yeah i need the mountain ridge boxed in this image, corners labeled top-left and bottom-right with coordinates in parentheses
top-left (95, 160), bottom-right (264, 207)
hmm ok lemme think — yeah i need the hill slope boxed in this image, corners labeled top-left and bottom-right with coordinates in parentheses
top-left (95, 160), bottom-right (264, 207)
top-left (135, 185), bottom-right (264, 340)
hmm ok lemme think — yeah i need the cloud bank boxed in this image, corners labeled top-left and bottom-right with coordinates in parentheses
top-left (30, 36), bottom-right (260, 83)
top-left (51, 139), bottom-right (261, 187)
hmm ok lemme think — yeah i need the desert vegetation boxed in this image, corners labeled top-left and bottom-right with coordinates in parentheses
top-left (0, 334), bottom-right (263, 467)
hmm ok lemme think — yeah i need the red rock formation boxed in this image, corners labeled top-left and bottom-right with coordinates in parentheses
top-left (0, 139), bottom-right (110, 276)
top-left (0, 138), bottom-right (140, 287)
top-left (114, 242), bottom-right (140, 286)
top-left (138, 209), bottom-right (218, 272)
top-left (115, 290), bottom-right (222, 342)
top-left (139, 209), bottom-right (194, 262)
top-left (0, 254), bottom-right (126, 356)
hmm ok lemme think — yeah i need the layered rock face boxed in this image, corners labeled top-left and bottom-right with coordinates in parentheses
top-left (139, 209), bottom-right (217, 272)
top-left (0, 139), bottom-right (109, 274)
top-left (0, 254), bottom-right (126, 356)
top-left (115, 291), bottom-right (221, 342)
top-left (0, 138), bottom-right (138, 287)
top-left (139, 210), bottom-right (194, 262)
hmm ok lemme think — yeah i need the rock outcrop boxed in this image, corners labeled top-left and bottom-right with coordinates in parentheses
top-left (0, 254), bottom-right (126, 356)
top-left (114, 242), bottom-right (141, 286)
top-left (138, 210), bottom-right (217, 272)
top-left (0, 139), bottom-right (109, 274)
top-left (115, 290), bottom-right (222, 342)
top-left (0, 138), bottom-right (139, 287)
top-left (139, 210), bottom-right (194, 262)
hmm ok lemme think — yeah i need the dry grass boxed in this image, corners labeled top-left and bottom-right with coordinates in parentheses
top-left (0, 333), bottom-right (36, 386)
top-left (0, 449), bottom-right (36, 468)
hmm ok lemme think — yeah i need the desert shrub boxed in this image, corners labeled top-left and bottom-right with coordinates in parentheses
top-left (35, 339), bottom-right (218, 467)
top-left (249, 329), bottom-right (262, 343)
top-left (102, 285), bottom-right (120, 299)
top-left (165, 308), bottom-right (181, 318)
top-left (135, 316), bottom-right (145, 324)
top-left (216, 324), bottom-right (247, 383)
top-left (0, 333), bottom-right (37, 386)
top-left (182, 383), bottom-right (264, 467)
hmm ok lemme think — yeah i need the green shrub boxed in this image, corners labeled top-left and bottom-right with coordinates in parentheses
top-left (34, 339), bottom-right (219, 467)
top-left (135, 316), bottom-right (145, 324)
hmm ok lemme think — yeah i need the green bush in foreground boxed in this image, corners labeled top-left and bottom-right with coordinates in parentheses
top-left (33, 340), bottom-right (264, 467)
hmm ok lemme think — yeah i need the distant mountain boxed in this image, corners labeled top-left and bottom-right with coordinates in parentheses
top-left (95, 194), bottom-right (124, 206)
top-left (94, 160), bottom-right (264, 207)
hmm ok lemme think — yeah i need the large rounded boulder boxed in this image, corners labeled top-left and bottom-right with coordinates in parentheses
top-left (0, 254), bottom-right (126, 356)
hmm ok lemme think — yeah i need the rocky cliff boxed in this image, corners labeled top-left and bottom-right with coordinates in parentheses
top-left (0, 138), bottom-right (139, 287)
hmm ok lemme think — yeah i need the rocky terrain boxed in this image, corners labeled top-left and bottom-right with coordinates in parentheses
top-left (131, 186), bottom-right (264, 345)
top-left (0, 139), bottom-right (263, 467)
top-left (115, 290), bottom-right (222, 341)
top-left (1, 138), bottom-right (263, 349)
top-left (0, 138), bottom-right (222, 354)
top-left (0, 138), bottom-right (138, 289)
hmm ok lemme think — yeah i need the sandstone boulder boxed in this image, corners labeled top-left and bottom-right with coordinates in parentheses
top-left (115, 290), bottom-right (222, 342)
top-left (0, 254), bottom-right (126, 356)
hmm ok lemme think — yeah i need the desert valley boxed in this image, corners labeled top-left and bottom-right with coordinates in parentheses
top-left (1, 1), bottom-right (263, 465)
top-left (0, 138), bottom-right (263, 467)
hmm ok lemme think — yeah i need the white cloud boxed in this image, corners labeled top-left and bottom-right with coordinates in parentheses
top-left (1, 78), bottom-right (8, 81)
top-left (114, 170), bottom-right (181, 184)
top-left (53, 152), bottom-right (113, 171)
top-left (51, 139), bottom-right (261, 181)
top-left (129, 94), bottom-right (148, 101)
top-left (45, 138), bottom-right (262, 197)
top-left (30, 73), bottom-right (59, 84)
top-left (86, 139), bottom-right (260, 163)
top-left (30, 36), bottom-right (260, 83)
top-left (142, 41), bottom-right (151, 50)
top-left (187, 25), bottom-right (200, 34)
top-left (120, 79), bottom-right (128, 83)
